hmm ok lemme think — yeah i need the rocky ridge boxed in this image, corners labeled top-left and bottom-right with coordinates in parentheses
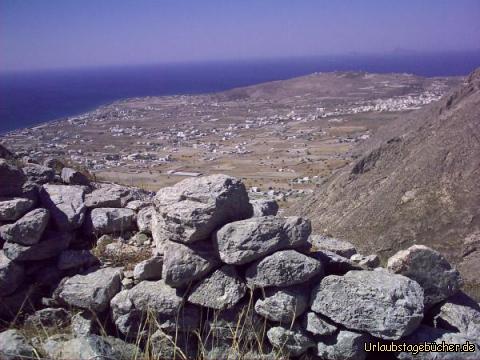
top-left (0, 150), bottom-right (479, 359)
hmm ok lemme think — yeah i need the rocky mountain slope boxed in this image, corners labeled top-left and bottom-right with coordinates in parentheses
top-left (0, 151), bottom-right (479, 359)
top-left (293, 68), bottom-right (480, 297)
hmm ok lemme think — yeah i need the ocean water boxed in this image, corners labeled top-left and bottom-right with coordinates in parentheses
top-left (1, 51), bottom-right (479, 134)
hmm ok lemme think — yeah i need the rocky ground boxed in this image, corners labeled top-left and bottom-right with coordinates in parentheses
top-left (0, 151), bottom-right (479, 359)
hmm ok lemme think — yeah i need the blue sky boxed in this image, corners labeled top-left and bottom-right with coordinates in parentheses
top-left (1, 0), bottom-right (479, 71)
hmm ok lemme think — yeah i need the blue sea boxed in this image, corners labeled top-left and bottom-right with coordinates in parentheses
top-left (1, 51), bottom-right (480, 134)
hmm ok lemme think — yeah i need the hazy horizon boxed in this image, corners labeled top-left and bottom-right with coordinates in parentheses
top-left (1, 0), bottom-right (479, 72)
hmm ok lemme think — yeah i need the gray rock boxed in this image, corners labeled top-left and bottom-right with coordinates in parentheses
top-left (0, 251), bottom-right (24, 296)
top-left (350, 253), bottom-right (380, 268)
top-left (317, 330), bottom-right (369, 360)
top-left (0, 329), bottom-right (36, 360)
top-left (71, 311), bottom-right (97, 337)
top-left (387, 245), bottom-right (463, 308)
top-left (431, 291), bottom-right (480, 340)
top-left (255, 286), bottom-right (308, 323)
top-left (42, 334), bottom-right (115, 360)
top-left (84, 184), bottom-right (132, 209)
top-left (22, 163), bottom-right (55, 184)
top-left (61, 167), bottom-right (90, 186)
top-left (188, 265), bottom-right (246, 310)
top-left (214, 216), bottom-right (311, 265)
top-left (137, 206), bottom-right (153, 234)
top-left (25, 307), bottom-right (70, 329)
top-left (267, 326), bottom-right (315, 357)
top-left (110, 280), bottom-right (199, 338)
top-left (303, 312), bottom-right (338, 336)
top-left (310, 249), bottom-right (363, 274)
top-left (0, 197), bottom-right (34, 222)
top-left (309, 235), bottom-right (357, 257)
top-left (162, 240), bottom-right (219, 288)
top-left (153, 174), bottom-right (253, 244)
top-left (43, 157), bottom-right (65, 174)
top-left (56, 267), bottom-right (122, 312)
top-left (130, 232), bottom-right (150, 245)
top-left (311, 269), bottom-right (424, 340)
top-left (3, 231), bottom-right (72, 262)
top-left (104, 335), bottom-right (143, 360)
top-left (126, 200), bottom-right (149, 211)
top-left (0, 208), bottom-right (49, 245)
top-left (150, 330), bottom-right (197, 360)
top-left (245, 250), bottom-right (323, 289)
top-left (396, 325), bottom-right (479, 359)
top-left (251, 199), bottom-right (279, 217)
top-left (86, 208), bottom-right (137, 235)
top-left (57, 249), bottom-right (98, 270)
top-left (133, 255), bottom-right (163, 281)
top-left (40, 184), bottom-right (86, 231)
top-left (0, 160), bottom-right (26, 197)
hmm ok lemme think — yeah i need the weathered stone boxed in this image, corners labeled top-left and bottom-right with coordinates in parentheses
top-left (267, 326), bottom-right (315, 356)
top-left (56, 267), bottom-right (122, 312)
top-left (42, 334), bottom-right (115, 360)
top-left (57, 249), bottom-right (98, 270)
top-left (40, 184), bottom-right (86, 231)
top-left (133, 255), bottom-right (163, 281)
top-left (255, 286), bottom-right (308, 323)
top-left (387, 245), bottom-right (463, 308)
top-left (153, 174), bottom-right (253, 244)
top-left (0, 208), bottom-right (49, 245)
top-left (104, 335), bottom-right (143, 360)
top-left (309, 235), bottom-right (357, 257)
top-left (71, 311), bottom-right (97, 337)
top-left (311, 269), bottom-right (424, 340)
top-left (25, 307), bottom-right (70, 329)
top-left (0, 197), bottom-right (34, 222)
top-left (245, 250), bottom-right (323, 289)
top-left (397, 325), bottom-right (479, 359)
top-left (214, 216), bottom-right (311, 265)
top-left (110, 280), bottom-right (199, 337)
top-left (130, 232), bottom-right (150, 245)
top-left (188, 265), bottom-right (246, 310)
top-left (22, 163), bottom-right (55, 184)
top-left (126, 200), bottom-right (149, 211)
top-left (303, 312), bottom-right (338, 336)
top-left (85, 184), bottom-right (132, 209)
top-left (0, 329), bottom-right (36, 360)
top-left (61, 167), bottom-right (90, 186)
top-left (316, 330), bottom-right (369, 360)
top-left (137, 206), bottom-right (153, 234)
top-left (86, 208), bottom-right (137, 235)
top-left (250, 199), bottom-right (279, 217)
top-left (162, 240), bottom-right (219, 288)
top-left (0, 251), bottom-right (24, 296)
top-left (3, 231), bottom-right (72, 261)
top-left (431, 291), bottom-right (480, 340)
top-left (310, 249), bottom-right (363, 274)
top-left (150, 330), bottom-right (197, 360)
top-left (350, 253), bottom-right (380, 268)
top-left (0, 159), bottom-right (26, 197)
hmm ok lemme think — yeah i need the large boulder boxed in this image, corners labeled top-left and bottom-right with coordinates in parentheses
top-left (40, 184), bottom-right (86, 231)
top-left (266, 326), bottom-right (315, 357)
top-left (188, 265), bottom-right (247, 310)
top-left (387, 245), bottom-right (463, 308)
top-left (214, 216), bottom-right (311, 265)
top-left (250, 199), bottom-right (279, 217)
top-left (255, 286), bottom-right (309, 323)
top-left (0, 329), bottom-right (36, 360)
top-left (245, 250), bottom-right (323, 289)
top-left (311, 269), bottom-right (424, 340)
top-left (22, 163), bottom-right (55, 184)
top-left (0, 252), bottom-right (24, 296)
top-left (162, 240), bottom-right (219, 288)
top-left (0, 159), bottom-right (26, 197)
top-left (0, 208), bottom-right (49, 245)
top-left (3, 231), bottom-right (72, 261)
top-left (61, 167), bottom-right (90, 186)
top-left (110, 280), bottom-right (199, 337)
top-left (55, 267), bottom-right (122, 312)
top-left (86, 208), bottom-right (137, 235)
top-left (431, 291), bottom-right (480, 340)
top-left (153, 174), bottom-right (253, 244)
top-left (309, 235), bottom-right (357, 258)
top-left (0, 197), bottom-right (34, 222)
top-left (316, 330), bottom-right (369, 360)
